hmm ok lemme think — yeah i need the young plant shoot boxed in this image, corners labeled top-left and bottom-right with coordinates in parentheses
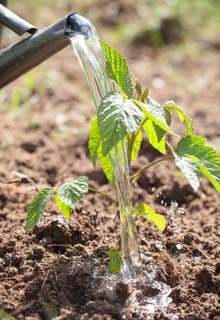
top-left (26, 42), bottom-right (220, 274)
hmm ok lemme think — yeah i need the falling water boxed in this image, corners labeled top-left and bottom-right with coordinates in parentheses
top-left (66, 13), bottom-right (141, 280)
top-left (167, 201), bottom-right (186, 288)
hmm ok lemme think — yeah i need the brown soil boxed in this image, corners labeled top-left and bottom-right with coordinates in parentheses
top-left (1, 2), bottom-right (220, 319)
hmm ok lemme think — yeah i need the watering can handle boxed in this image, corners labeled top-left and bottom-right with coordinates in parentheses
top-left (0, 3), bottom-right (37, 36)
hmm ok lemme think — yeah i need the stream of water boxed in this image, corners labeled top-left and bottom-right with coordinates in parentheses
top-left (66, 13), bottom-right (175, 318)
top-left (66, 13), bottom-right (141, 281)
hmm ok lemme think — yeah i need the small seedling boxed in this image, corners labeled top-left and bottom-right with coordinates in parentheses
top-left (26, 42), bottom-right (220, 272)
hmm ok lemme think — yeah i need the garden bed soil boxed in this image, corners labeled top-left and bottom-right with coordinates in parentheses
top-left (1, 9), bottom-right (220, 319)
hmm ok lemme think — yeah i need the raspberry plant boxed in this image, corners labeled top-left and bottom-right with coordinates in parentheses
top-left (26, 42), bottom-right (220, 271)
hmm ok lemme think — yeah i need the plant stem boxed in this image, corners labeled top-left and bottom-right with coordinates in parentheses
top-left (88, 186), bottom-right (118, 205)
top-left (89, 156), bottom-right (173, 204)
top-left (130, 155), bottom-right (173, 182)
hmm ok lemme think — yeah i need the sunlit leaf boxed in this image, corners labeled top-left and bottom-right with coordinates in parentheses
top-left (89, 116), bottom-right (115, 184)
top-left (107, 248), bottom-right (123, 273)
top-left (143, 119), bottom-right (166, 154)
top-left (135, 203), bottom-right (166, 232)
top-left (131, 130), bottom-right (142, 161)
top-left (89, 116), bottom-right (101, 167)
top-left (98, 92), bottom-right (143, 156)
top-left (173, 153), bottom-right (200, 191)
top-left (107, 248), bottom-right (121, 258)
top-left (98, 147), bottom-right (115, 185)
top-left (57, 177), bottom-right (89, 209)
top-left (26, 187), bottom-right (54, 232)
top-left (101, 41), bottom-right (133, 97)
top-left (55, 193), bottom-right (72, 220)
top-left (175, 135), bottom-right (220, 191)
top-left (133, 98), bottom-right (172, 134)
top-left (164, 101), bottom-right (193, 135)
top-left (137, 98), bottom-right (171, 154)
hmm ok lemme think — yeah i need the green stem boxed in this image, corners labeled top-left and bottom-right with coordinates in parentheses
top-left (130, 156), bottom-right (173, 182)
top-left (89, 156), bottom-right (172, 203)
top-left (88, 186), bottom-right (118, 205)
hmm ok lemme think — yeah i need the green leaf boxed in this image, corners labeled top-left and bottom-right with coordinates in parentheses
top-left (107, 248), bottom-right (121, 258)
top-left (131, 130), bottom-right (142, 161)
top-left (57, 176), bottom-right (89, 209)
top-left (88, 116), bottom-right (115, 185)
top-left (100, 41), bottom-right (133, 98)
top-left (89, 116), bottom-right (101, 167)
top-left (164, 101), bottom-right (193, 135)
top-left (139, 98), bottom-right (171, 154)
top-left (135, 203), bottom-right (166, 232)
top-left (55, 193), bottom-right (72, 220)
top-left (143, 119), bottom-right (166, 154)
top-left (173, 153), bottom-right (200, 191)
top-left (133, 98), bottom-right (172, 134)
top-left (98, 147), bottom-right (115, 185)
top-left (175, 135), bottom-right (220, 191)
top-left (98, 92), bottom-right (143, 156)
top-left (107, 249), bottom-right (123, 273)
top-left (26, 187), bottom-right (54, 232)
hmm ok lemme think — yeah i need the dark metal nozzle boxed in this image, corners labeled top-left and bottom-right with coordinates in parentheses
top-left (0, 9), bottom-right (78, 89)
top-left (65, 13), bottom-right (96, 39)
top-left (0, 4), bottom-right (37, 35)
top-left (0, 6), bottom-right (96, 89)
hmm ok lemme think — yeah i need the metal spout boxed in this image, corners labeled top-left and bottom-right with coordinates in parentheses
top-left (0, 5), bottom-right (77, 89)
top-left (0, 4), bottom-right (37, 36)
top-left (65, 13), bottom-right (96, 39)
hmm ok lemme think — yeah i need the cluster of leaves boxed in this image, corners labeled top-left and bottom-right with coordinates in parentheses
top-left (89, 41), bottom-right (220, 224)
top-left (26, 177), bottom-right (88, 232)
top-left (26, 41), bottom-right (220, 272)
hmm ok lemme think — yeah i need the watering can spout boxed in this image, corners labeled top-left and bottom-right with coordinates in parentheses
top-left (64, 13), bottom-right (97, 39)
top-left (0, 4), bottom-right (77, 89)
top-left (0, 3), bottom-right (37, 36)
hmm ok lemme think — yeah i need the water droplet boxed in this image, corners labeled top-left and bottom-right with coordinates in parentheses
top-left (195, 256), bottom-right (201, 261)
top-left (155, 241), bottom-right (164, 251)
top-left (178, 207), bottom-right (185, 215)
top-left (176, 243), bottom-right (182, 250)
top-left (152, 77), bottom-right (165, 89)
top-left (175, 227), bottom-right (182, 234)
top-left (174, 201), bottom-right (178, 208)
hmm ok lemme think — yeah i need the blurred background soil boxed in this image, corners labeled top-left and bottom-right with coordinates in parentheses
top-left (0, 1), bottom-right (220, 319)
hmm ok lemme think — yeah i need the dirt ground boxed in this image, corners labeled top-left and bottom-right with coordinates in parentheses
top-left (0, 1), bottom-right (220, 319)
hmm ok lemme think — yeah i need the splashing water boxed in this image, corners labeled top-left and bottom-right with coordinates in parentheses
top-left (167, 201), bottom-right (186, 288)
top-left (66, 13), bottom-right (141, 281)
